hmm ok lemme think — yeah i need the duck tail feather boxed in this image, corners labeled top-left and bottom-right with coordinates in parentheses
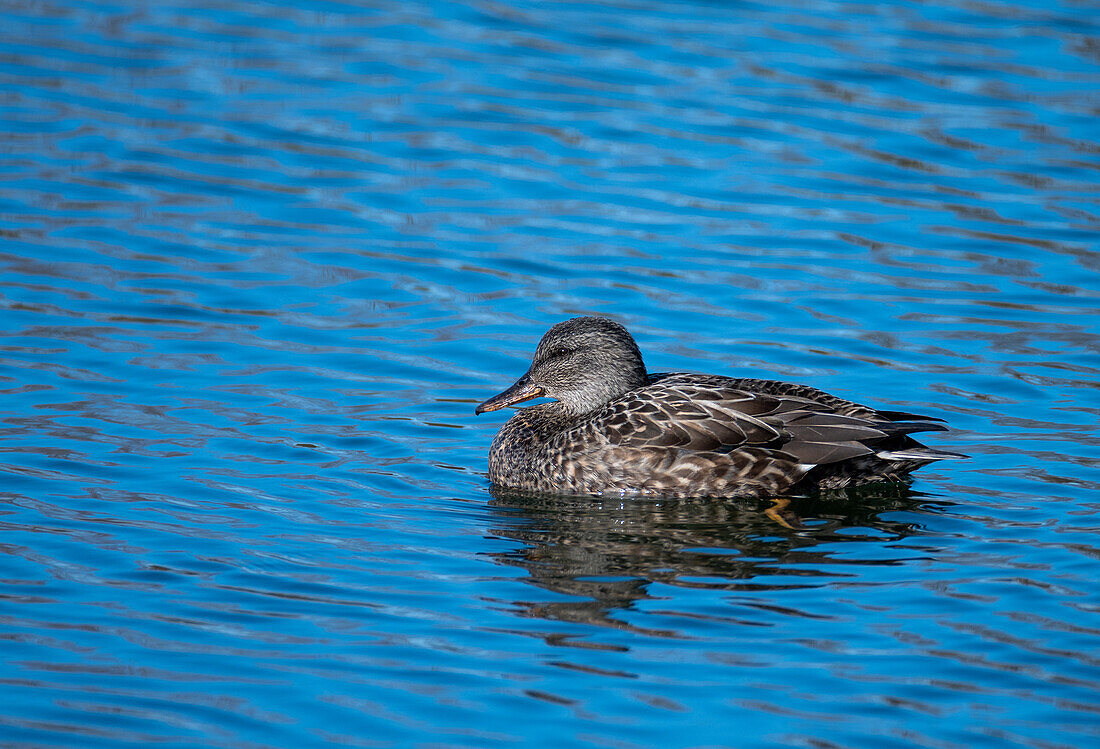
top-left (875, 409), bottom-right (946, 423)
top-left (876, 447), bottom-right (969, 461)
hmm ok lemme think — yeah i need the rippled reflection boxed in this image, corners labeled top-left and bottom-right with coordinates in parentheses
top-left (487, 485), bottom-right (946, 633)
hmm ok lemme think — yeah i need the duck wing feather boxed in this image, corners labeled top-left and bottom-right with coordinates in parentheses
top-left (600, 380), bottom-right (789, 452)
top-left (601, 373), bottom-right (950, 470)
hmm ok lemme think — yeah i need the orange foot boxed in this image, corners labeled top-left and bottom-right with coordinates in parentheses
top-left (765, 497), bottom-right (802, 530)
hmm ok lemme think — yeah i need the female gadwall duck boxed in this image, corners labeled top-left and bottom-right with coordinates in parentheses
top-left (476, 317), bottom-right (965, 500)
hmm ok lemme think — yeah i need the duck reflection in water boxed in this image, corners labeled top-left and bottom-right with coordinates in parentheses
top-left (487, 485), bottom-right (947, 634)
top-left (477, 317), bottom-right (966, 527)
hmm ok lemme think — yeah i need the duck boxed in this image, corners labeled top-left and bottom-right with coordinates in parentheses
top-left (476, 317), bottom-right (965, 504)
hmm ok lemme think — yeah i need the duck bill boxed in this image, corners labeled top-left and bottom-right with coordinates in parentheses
top-left (475, 375), bottom-right (544, 414)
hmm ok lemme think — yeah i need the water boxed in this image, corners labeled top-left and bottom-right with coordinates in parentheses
top-left (2, 0), bottom-right (1099, 746)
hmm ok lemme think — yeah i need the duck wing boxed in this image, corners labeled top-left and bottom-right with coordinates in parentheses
top-left (605, 373), bottom-right (952, 469)
top-left (693, 375), bottom-right (947, 423)
top-left (599, 378), bottom-right (790, 452)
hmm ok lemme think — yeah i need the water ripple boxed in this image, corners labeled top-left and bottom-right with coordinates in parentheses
top-left (1, 0), bottom-right (1099, 747)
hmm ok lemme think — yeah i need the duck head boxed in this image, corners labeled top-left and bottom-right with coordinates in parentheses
top-left (476, 316), bottom-right (648, 416)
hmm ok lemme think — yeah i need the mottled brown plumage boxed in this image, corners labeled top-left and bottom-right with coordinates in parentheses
top-left (476, 317), bottom-right (966, 498)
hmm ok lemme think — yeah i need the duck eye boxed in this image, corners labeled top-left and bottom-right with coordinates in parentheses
top-left (557, 346), bottom-right (571, 356)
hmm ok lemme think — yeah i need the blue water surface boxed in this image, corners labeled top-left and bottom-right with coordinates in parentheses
top-left (1, 0), bottom-right (1099, 747)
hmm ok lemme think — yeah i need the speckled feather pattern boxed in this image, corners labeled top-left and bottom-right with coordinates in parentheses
top-left (487, 373), bottom-right (956, 497)
top-left (480, 318), bottom-right (964, 498)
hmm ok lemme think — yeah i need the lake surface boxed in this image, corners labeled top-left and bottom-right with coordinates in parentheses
top-left (2, 0), bottom-right (1099, 746)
